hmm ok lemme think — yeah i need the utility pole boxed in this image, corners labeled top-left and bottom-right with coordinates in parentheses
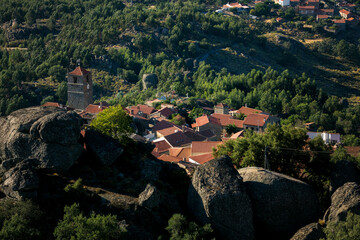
top-left (264, 145), bottom-right (270, 170)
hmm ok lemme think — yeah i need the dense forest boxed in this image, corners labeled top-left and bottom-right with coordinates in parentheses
top-left (0, 0), bottom-right (360, 136)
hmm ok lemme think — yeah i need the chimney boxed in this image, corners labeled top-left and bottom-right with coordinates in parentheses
top-left (245, 103), bottom-right (247, 107)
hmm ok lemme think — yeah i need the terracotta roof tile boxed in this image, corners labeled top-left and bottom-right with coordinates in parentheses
top-left (236, 106), bottom-right (263, 116)
top-left (299, 5), bottom-right (316, 9)
top-left (192, 141), bottom-right (222, 154)
top-left (157, 126), bottom-right (182, 136)
top-left (230, 130), bottom-right (245, 139)
top-left (243, 113), bottom-right (270, 127)
top-left (183, 130), bottom-right (207, 141)
top-left (189, 153), bottom-right (215, 165)
top-left (152, 120), bottom-right (177, 132)
top-left (69, 66), bottom-right (90, 76)
top-left (84, 104), bottom-right (108, 114)
top-left (198, 129), bottom-right (216, 138)
top-left (339, 9), bottom-right (351, 15)
top-left (317, 15), bottom-right (329, 18)
top-left (42, 102), bottom-right (60, 107)
top-left (165, 132), bottom-right (192, 147)
top-left (153, 140), bottom-right (171, 153)
top-left (151, 107), bottom-right (174, 118)
top-left (333, 19), bottom-right (346, 23)
top-left (127, 105), bottom-right (156, 116)
top-left (158, 154), bottom-right (182, 163)
top-left (193, 115), bottom-right (221, 127)
top-left (212, 113), bottom-right (244, 128)
top-left (169, 147), bottom-right (192, 159)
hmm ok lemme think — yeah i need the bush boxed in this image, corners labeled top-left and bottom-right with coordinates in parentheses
top-left (54, 203), bottom-right (126, 240)
top-left (322, 212), bottom-right (360, 240)
top-left (165, 213), bottom-right (213, 240)
top-left (0, 199), bottom-right (43, 240)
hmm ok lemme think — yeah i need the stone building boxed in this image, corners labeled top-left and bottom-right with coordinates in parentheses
top-left (67, 66), bottom-right (93, 110)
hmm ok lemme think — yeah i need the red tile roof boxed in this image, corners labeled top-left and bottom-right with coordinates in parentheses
top-left (236, 106), bottom-right (263, 116)
top-left (230, 130), bottom-right (245, 139)
top-left (164, 131), bottom-right (192, 147)
top-left (157, 126), bottom-right (182, 137)
top-left (69, 66), bottom-right (90, 76)
top-left (169, 147), bottom-right (192, 159)
top-left (158, 154), bottom-right (182, 163)
top-left (198, 129), bottom-right (216, 138)
top-left (319, 9), bottom-right (334, 13)
top-left (128, 105), bottom-right (156, 116)
top-left (243, 113), bottom-right (270, 127)
top-left (215, 103), bottom-right (228, 108)
top-left (84, 104), bottom-right (108, 114)
top-left (193, 115), bottom-right (221, 128)
top-left (157, 107), bottom-right (174, 118)
top-left (344, 146), bottom-right (360, 157)
top-left (152, 120), bottom-right (177, 132)
top-left (153, 140), bottom-right (171, 153)
top-left (192, 141), bottom-right (222, 154)
top-left (317, 15), bottom-right (329, 19)
top-left (308, 0), bottom-right (319, 2)
top-left (333, 19), bottom-right (346, 23)
top-left (299, 6), bottom-right (316, 10)
top-left (42, 102), bottom-right (60, 107)
top-left (212, 113), bottom-right (244, 128)
top-left (229, 2), bottom-right (242, 7)
top-left (189, 153), bottom-right (214, 165)
top-left (339, 9), bottom-right (351, 15)
top-left (183, 130), bottom-right (207, 141)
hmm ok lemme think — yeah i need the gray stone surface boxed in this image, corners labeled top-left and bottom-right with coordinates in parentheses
top-left (238, 167), bottom-right (320, 238)
top-left (138, 184), bottom-right (161, 209)
top-left (188, 155), bottom-right (254, 240)
top-left (85, 129), bottom-right (124, 166)
top-left (325, 182), bottom-right (360, 223)
top-left (141, 159), bottom-right (162, 181)
top-left (330, 160), bottom-right (360, 194)
top-left (1, 159), bottom-right (39, 200)
top-left (0, 106), bottom-right (83, 172)
top-left (142, 74), bottom-right (158, 90)
top-left (290, 223), bottom-right (325, 240)
top-left (0, 106), bottom-right (83, 199)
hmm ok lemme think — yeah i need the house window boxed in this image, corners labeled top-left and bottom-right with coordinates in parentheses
top-left (73, 77), bottom-right (77, 83)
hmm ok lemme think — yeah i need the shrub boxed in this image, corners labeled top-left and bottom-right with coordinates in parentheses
top-left (54, 203), bottom-right (126, 240)
top-left (322, 212), bottom-right (360, 240)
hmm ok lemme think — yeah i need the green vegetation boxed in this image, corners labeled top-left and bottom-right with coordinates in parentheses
top-left (54, 203), bottom-right (126, 240)
top-left (164, 213), bottom-right (213, 240)
top-left (322, 212), bottom-right (360, 240)
top-left (90, 105), bottom-right (133, 143)
top-left (0, 199), bottom-right (43, 240)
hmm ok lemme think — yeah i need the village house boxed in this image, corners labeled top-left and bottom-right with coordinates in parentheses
top-left (191, 141), bottom-right (222, 157)
top-left (316, 15), bottom-right (329, 21)
top-left (189, 153), bottom-right (215, 165)
top-left (307, 0), bottom-right (320, 9)
top-left (235, 106), bottom-right (264, 117)
top-left (307, 132), bottom-right (341, 145)
top-left (221, 2), bottom-right (249, 12)
top-left (214, 103), bottom-right (230, 114)
top-left (242, 113), bottom-right (279, 132)
top-left (126, 104), bottom-right (156, 118)
top-left (79, 103), bottom-right (108, 124)
top-left (148, 107), bottom-right (175, 120)
top-left (346, 17), bottom-right (359, 28)
top-left (191, 115), bottom-right (222, 140)
top-left (338, 2), bottom-right (356, 11)
top-left (339, 9), bottom-right (352, 19)
top-left (279, 0), bottom-right (290, 7)
top-left (298, 6), bottom-right (316, 16)
top-left (318, 9), bottom-right (334, 16)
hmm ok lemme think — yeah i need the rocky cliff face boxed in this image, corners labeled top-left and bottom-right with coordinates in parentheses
top-left (188, 155), bottom-right (254, 240)
top-left (238, 167), bottom-right (320, 239)
top-left (0, 106), bottom-right (83, 199)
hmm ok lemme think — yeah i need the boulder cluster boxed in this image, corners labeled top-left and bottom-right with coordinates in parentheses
top-left (1, 106), bottom-right (360, 239)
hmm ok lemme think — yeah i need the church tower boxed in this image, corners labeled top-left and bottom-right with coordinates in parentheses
top-left (67, 66), bottom-right (93, 110)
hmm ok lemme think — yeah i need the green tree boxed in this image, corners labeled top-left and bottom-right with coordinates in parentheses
top-left (225, 124), bottom-right (238, 135)
top-left (56, 81), bottom-right (67, 103)
top-left (90, 105), bottom-right (133, 143)
top-left (54, 203), bottom-right (126, 240)
top-left (165, 214), bottom-right (213, 240)
top-left (322, 212), bottom-right (360, 240)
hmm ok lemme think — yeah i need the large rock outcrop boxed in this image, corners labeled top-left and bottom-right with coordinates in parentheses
top-left (0, 106), bottom-right (83, 199)
top-left (188, 155), bottom-right (254, 240)
top-left (238, 167), bottom-right (320, 239)
top-left (84, 129), bottom-right (124, 166)
top-left (324, 182), bottom-right (360, 223)
top-left (0, 106), bottom-right (83, 172)
top-left (330, 160), bottom-right (360, 194)
top-left (142, 74), bottom-right (158, 90)
top-left (1, 159), bottom-right (39, 200)
top-left (290, 223), bottom-right (325, 240)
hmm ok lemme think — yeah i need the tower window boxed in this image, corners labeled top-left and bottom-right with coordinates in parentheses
top-left (73, 77), bottom-right (77, 83)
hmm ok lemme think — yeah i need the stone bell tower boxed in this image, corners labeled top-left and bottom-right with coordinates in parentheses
top-left (67, 66), bottom-right (93, 110)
